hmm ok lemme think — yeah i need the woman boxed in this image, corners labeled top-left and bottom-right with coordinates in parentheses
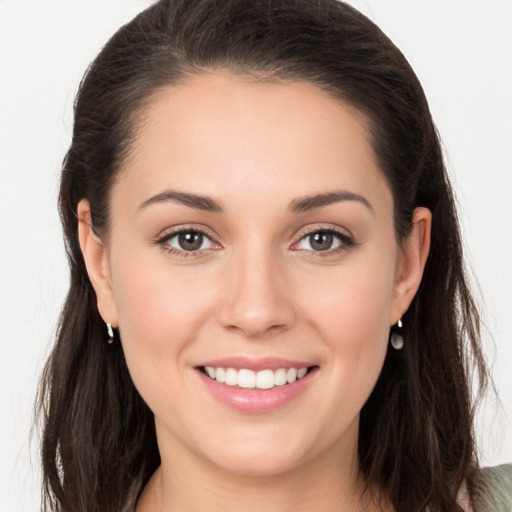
top-left (37, 0), bottom-right (511, 510)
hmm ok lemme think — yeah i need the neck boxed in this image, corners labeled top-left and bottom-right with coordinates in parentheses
top-left (137, 427), bottom-right (381, 512)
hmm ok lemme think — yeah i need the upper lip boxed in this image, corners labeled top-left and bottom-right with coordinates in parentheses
top-left (196, 357), bottom-right (316, 372)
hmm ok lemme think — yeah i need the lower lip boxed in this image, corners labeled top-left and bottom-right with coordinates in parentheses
top-left (197, 368), bottom-right (317, 413)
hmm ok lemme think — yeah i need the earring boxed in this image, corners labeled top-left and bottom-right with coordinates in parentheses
top-left (390, 318), bottom-right (404, 350)
top-left (106, 322), bottom-right (114, 344)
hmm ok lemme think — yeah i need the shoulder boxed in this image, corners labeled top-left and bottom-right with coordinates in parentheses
top-left (474, 463), bottom-right (512, 512)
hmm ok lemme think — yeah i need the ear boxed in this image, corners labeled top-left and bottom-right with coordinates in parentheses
top-left (390, 207), bottom-right (431, 325)
top-left (77, 199), bottom-right (118, 327)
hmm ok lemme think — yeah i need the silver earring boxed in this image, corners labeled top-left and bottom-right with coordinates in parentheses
top-left (106, 322), bottom-right (114, 344)
top-left (390, 319), bottom-right (404, 350)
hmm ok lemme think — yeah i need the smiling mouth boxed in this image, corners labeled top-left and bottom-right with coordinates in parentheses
top-left (199, 366), bottom-right (317, 390)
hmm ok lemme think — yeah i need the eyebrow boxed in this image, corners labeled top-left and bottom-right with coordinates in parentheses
top-left (138, 189), bottom-right (373, 215)
top-left (288, 190), bottom-right (373, 214)
top-left (139, 190), bottom-right (224, 213)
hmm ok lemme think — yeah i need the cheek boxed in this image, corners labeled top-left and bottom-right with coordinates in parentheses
top-left (301, 257), bottom-right (395, 345)
top-left (111, 246), bottom-right (212, 334)
top-left (298, 256), bottom-right (394, 402)
top-left (108, 251), bottom-right (213, 390)
top-left (109, 265), bottom-right (219, 431)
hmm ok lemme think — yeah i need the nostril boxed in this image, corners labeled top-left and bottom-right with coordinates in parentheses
top-left (217, 276), bottom-right (296, 337)
top-left (222, 320), bottom-right (289, 339)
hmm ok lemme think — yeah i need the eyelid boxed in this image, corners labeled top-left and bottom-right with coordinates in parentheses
top-left (294, 223), bottom-right (354, 241)
top-left (153, 223), bottom-right (356, 257)
top-left (154, 224), bottom-right (222, 255)
top-left (291, 224), bottom-right (356, 253)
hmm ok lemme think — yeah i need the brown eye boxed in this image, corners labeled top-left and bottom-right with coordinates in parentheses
top-left (162, 230), bottom-right (217, 253)
top-left (309, 232), bottom-right (334, 251)
top-left (177, 232), bottom-right (204, 251)
top-left (294, 228), bottom-right (354, 253)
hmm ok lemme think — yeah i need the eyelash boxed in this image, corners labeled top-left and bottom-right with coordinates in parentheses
top-left (291, 226), bottom-right (356, 256)
top-left (155, 226), bottom-right (219, 258)
top-left (154, 225), bottom-right (356, 258)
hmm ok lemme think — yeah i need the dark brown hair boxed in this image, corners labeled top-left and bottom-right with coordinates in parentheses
top-left (37, 1), bottom-right (489, 511)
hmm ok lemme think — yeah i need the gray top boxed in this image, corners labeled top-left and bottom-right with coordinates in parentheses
top-left (477, 464), bottom-right (512, 512)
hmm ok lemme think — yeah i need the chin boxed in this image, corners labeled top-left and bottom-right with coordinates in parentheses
top-left (213, 450), bottom-right (307, 478)
top-left (197, 428), bottom-right (320, 478)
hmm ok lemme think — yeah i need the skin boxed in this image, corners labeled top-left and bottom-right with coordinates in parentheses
top-left (78, 74), bottom-right (431, 511)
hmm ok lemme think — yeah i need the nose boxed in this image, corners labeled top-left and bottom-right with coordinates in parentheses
top-left (218, 245), bottom-right (296, 338)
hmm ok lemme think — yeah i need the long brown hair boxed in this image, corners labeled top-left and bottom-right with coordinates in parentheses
top-left (37, 1), bottom-right (489, 510)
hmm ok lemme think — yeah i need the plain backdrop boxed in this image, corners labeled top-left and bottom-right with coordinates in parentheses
top-left (1, 1), bottom-right (511, 510)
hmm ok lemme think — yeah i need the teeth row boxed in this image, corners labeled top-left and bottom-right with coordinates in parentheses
top-left (204, 366), bottom-right (308, 390)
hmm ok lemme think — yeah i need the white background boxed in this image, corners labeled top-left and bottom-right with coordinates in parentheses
top-left (1, 1), bottom-right (511, 510)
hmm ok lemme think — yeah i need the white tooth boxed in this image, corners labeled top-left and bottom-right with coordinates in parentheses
top-left (286, 368), bottom-right (298, 383)
top-left (256, 369), bottom-right (275, 389)
top-left (215, 367), bottom-right (226, 383)
top-left (205, 366), bottom-right (216, 379)
top-left (238, 369), bottom-right (256, 388)
top-left (297, 367), bottom-right (308, 379)
top-left (225, 368), bottom-right (238, 386)
top-left (274, 368), bottom-right (287, 386)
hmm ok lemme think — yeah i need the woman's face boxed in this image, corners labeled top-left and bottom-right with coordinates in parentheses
top-left (80, 73), bottom-right (429, 477)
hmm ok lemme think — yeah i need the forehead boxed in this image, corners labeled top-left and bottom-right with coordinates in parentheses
top-left (114, 73), bottom-right (392, 215)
